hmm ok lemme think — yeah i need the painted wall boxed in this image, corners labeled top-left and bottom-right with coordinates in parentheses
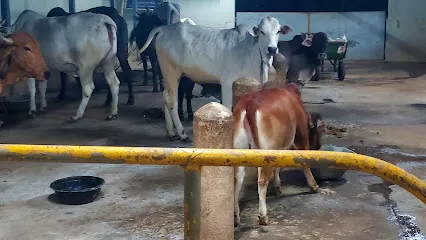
top-left (386, 0), bottom-right (426, 62)
top-left (236, 11), bottom-right (386, 60)
top-left (122, 0), bottom-right (235, 32)
top-left (8, 0), bottom-right (109, 23)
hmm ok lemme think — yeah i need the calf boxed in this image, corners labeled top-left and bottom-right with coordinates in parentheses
top-left (0, 32), bottom-right (50, 93)
top-left (139, 17), bottom-right (293, 142)
top-left (233, 82), bottom-right (326, 226)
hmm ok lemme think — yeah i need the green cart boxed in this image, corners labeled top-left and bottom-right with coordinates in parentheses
top-left (319, 38), bottom-right (349, 81)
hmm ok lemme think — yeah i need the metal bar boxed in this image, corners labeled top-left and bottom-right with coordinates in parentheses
top-left (110, 0), bottom-right (115, 8)
top-left (0, 144), bottom-right (425, 204)
top-left (1, 0), bottom-right (10, 26)
top-left (69, 0), bottom-right (76, 13)
top-left (184, 165), bottom-right (201, 240)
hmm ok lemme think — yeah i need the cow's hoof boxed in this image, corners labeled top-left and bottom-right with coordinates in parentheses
top-left (309, 184), bottom-right (320, 193)
top-left (258, 216), bottom-right (268, 226)
top-left (105, 114), bottom-right (118, 121)
top-left (28, 111), bottom-right (36, 118)
top-left (181, 137), bottom-right (192, 143)
top-left (234, 214), bottom-right (240, 227)
top-left (274, 186), bottom-right (284, 196)
top-left (169, 135), bottom-right (180, 141)
top-left (39, 107), bottom-right (48, 114)
top-left (66, 117), bottom-right (81, 123)
top-left (127, 99), bottom-right (135, 105)
top-left (152, 88), bottom-right (160, 93)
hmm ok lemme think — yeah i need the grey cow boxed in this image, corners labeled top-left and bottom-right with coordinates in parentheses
top-left (139, 17), bottom-right (293, 142)
top-left (8, 10), bottom-right (120, 121)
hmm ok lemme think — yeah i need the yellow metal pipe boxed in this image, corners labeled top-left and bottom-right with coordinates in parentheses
top-left (0, 144), bottom-right (425, 204)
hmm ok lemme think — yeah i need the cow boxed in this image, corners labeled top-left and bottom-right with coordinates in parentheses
top-left (130, 11), bottom-right (164, 92)
top-left (46, 6), bottom-right (134, 105)
top-left (138, 17), bottom-right (293, 142)
top-left (8, 10), bottom-right (119, 121)
top-left (278, 32), bottom-right (328, 86)
top-left (0, 31), bottom-right (50, 94)
top-left (233, 82), bottom-right (328, 226)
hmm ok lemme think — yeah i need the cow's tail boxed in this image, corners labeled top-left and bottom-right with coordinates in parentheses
top-left (245, 105), bottom-right (260, 149)
top-left (138, 26), bottom-right (163, 54)
top-left (103, 19), bottom-right (118, 64)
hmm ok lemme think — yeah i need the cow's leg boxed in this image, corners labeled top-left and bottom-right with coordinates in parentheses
top-left (186, 80), bottom-right (195, 120)
top-left (37, 80), bottom-right (48, 113)
top-left (141, 54), bottom-right (149, 86)
top-left (67, 68), bottom-right (95, 122)
top-left (177, 79), bottom-right (185, 121)
top-left (103, 64), bottom-right (120, 120)
top-left (27, 78), bottom-right (37, 118)
top-left (158, 61), bottom-right (164, 92)
top-left (233, 118), bottom-right (250, 226)
top-left (57, 72), bottom-right (68, 100)
top-left (149, 53), bottom-right (159, 92)
top-left (295, 128), bottom-right (320, 192)
top-left (272, 167), bottom-right (283, 196)
top-left (234, 166), bottom-right (245, 227)
top-left (157, 51), bottom-right (189, 142)
top-left (258, 166), bottom-right (274, 225)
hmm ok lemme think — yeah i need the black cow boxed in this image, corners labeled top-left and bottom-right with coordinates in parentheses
top-left (129, 11), bottom-right (163, 92)
top-left (46, 6), bottom-right (134, 105)
top-left (278, 32), bottom-right (328, 86)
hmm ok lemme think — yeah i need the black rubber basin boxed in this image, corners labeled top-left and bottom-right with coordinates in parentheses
top-left (50, 176), bottom-right (105, 205)
top-left (311, 145), bottom-right (355, 181)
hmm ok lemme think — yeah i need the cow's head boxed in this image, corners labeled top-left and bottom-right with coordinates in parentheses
top-left (308, 112), bottom-right (325, 150)
top-left (250, 17), bottom-right (293, 56)
top-left (0, 32), bottom-right (50, 82)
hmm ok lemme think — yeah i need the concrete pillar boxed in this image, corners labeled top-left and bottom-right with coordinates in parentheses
top-left (232, 77), bottom-right (262, 107)
top-left (193, 102), bottom-right (234, 240)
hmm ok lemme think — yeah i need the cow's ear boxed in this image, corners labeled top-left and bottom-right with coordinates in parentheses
top-left (0, 54), bottom-right (12, 79)
top-left (249, 26), bottom-right (260, 37)
top-left (280, 25), bottom-right (293, 35)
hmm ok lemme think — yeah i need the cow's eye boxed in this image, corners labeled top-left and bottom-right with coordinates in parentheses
top-left (260, 31), bottom-right (265, 35)
top-left (277, 31), bottom-right (280, 35)
top-left (24, 47), bottom-right (31, 52)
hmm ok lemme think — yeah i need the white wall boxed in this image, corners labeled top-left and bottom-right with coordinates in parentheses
top-left (237, 12), bottom-right (386, 60)
top-left (8, 0), bottom-right (110, 23)
top-left (75, 0), bottom-right (109, 12)
top-left (10, 0), bottom-right (68, 23)
top-left (123, 0), bottom-right (235, 31)
top-left (386, 0), bottom-right (426, 62)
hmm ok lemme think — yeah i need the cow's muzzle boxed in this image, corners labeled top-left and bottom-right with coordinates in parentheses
top-left (44, 71), bottom-right (51, 80)
top-left (267, 47), bottom-right (278, 54)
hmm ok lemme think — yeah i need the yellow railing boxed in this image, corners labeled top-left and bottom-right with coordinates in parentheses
top-left (0, 144), bottom-right (425, 239)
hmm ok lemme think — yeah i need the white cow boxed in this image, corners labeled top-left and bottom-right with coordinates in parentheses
top-left (8, 10), bottom-right (119, 121)
top-left (138, 17), bottom-right (293, 142)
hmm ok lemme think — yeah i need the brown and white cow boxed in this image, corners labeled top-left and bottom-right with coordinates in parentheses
top-left (0, 31), bottom-right (50, 94)
top-left (233, 82), bottom-right (327, 226)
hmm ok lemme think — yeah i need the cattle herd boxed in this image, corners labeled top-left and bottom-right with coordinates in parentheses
top-left (0, 1), bottom-right (332, 226)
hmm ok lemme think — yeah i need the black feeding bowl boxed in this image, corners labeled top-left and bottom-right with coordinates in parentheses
top-left (50, 176), bottom-right (105, 205)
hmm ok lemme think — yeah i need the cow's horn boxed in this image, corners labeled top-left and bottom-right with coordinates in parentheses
top-left (0, 35), bottom-right (13, 45)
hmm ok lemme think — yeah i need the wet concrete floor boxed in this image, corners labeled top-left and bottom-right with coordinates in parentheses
top-left (0, 61), bottom-right (426, 239)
